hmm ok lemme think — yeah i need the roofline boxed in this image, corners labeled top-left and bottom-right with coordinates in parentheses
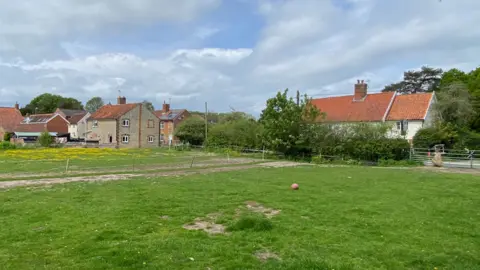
top-left (423, 92), bottom-right (435, 120)
top-left (382, 91), bottom-right (397, 122)
top-left (68, 112), bottom-right (91, 125)
top-left (312, 91), bottom-right (393, 101)
top-left (47, 113), bottom-right (69, 124)
top-left (88, 104), bottom-right (139, 120)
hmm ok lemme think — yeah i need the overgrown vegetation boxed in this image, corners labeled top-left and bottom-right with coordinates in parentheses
top-left (37, 131), bottom-right (53, 147)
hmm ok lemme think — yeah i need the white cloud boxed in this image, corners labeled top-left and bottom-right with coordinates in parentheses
top-left (1, 0), bottom-right (480, 115)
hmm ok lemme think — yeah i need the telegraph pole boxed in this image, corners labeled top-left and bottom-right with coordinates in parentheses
top-left (204, 102), bottom-right (208, 143)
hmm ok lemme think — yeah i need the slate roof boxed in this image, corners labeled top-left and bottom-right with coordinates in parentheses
top-left (386, 93), bottom-right (434, 121)
top-left (0, 107), bottom-right (24, 132)
top-left (68, 112), bottom-right (88, 124)
top-left (57, 109), bottom-right (86, 117)
top-left (154, 109), bottom-right (187, 121)
top-left (21, 114), bottom-right (54, 124)
top-left (89, 104), bottom-right (138, 120)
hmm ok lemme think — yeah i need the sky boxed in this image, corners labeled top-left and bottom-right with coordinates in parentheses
top-left (1, 0), bottom-right (479, 115)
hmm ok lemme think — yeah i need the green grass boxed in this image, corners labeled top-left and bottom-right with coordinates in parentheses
top-left (0, 149), bottom-right (217, 174)
top-left (1, 166), bottom-right (480, 269)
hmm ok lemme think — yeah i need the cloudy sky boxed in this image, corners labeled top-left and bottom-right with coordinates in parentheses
top-left (1, 0), bottom-right (479, 114)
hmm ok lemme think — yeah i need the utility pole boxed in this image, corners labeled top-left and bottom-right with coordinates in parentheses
top-left (204, 102), bottom-right (208, 143)
top-left (296, 90), bottom-right (300, 106)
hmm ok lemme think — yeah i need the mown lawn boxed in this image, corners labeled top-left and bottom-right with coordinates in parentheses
top-left (1, 166), bottom-right (479, 269)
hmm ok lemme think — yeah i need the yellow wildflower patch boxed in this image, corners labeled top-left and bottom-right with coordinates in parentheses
top-left (0, 148), bottom-right (153, 161)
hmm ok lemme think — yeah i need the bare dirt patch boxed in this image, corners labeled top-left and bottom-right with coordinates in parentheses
top-left (255, 250), bottom-right (281, 262)
top-left (182, 212), bottom-right (226, 235)
top-left (0, 161), bottom-right (305, 189)
top-left (244, 201), bottom-right (281, 218)
top-left (259, 161), bottom-right (311, 168)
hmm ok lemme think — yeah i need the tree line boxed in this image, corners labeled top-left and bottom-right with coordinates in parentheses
top-left (18, 94), bottom-right (155, 115)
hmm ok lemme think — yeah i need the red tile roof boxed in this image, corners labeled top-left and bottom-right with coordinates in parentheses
top-left (0, 107), bottom-right (24, 132)
top-left (311, 92), bottom-right (396, 122)
top-left (15, 123), bottom-right (47, 132)
top-left (89, 104), bottom-right (138, 120)
top-left (386, 93), bottom-right (433, 121)
top-left (68, 112), bottom-right (88, 124)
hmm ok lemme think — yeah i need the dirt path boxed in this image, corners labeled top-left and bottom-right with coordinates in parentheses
top-left (0, 161), bottom-right (307, 189)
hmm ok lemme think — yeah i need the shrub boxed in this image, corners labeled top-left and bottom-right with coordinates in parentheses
top-left (0, 141), bottom-right (16, 150)
top-left (38, 131), bottom-right (53, 147)
top-left (3, 132), bottom-right (12, 142)
top-left (227, 214), bottom-right (273, 232)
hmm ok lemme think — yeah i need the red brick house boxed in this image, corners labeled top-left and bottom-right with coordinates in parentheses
top-left (14, 113), bottom-right (69, 137)
top-left (0, 103), bottom-right (24, 140)
top-left (154, 103), bottom-right (190, 145)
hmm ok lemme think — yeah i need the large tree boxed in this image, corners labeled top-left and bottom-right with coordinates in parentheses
top-left (467, 67), bottom-right (480, 131)
top-left (174, 116), bottom-right (207, 145)
top-left (382, 66), bottom-right (443, 94)
top-left (434, 82), bottom-right (474, 128)
top-left (85, 97), bottom-right (104, 113)
top-left (259, 89), bottom-right (322, 156)
top-left (21, 93), bottom-right (83, 115)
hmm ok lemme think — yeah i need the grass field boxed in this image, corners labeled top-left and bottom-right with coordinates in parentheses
top-left (0, 148), bottom-right (232, 175)
top-left (1, 166), bottom-right (479, 269)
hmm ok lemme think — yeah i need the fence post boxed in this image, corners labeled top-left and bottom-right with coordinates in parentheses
top-left (409, 148), bottom-right (412, 161)
top-left (227, 152), bottom-right (230, 163)
top-left (262, 146), bottom-right (265, 161)
top-left (132, 155), bottom-right (135, 172)
top-left (65, 158), bottom-right (70, 174)
top-left (190, 156), bottom-right (196, 168)
top-left (470, 151), bottom-right (474, 169)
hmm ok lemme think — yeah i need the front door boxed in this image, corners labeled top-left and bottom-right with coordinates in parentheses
top-left (109, 135), bottom-right (113, 143)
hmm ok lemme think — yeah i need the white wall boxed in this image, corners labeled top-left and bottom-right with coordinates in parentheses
top-left (387, 120), bottom-right (424, 141)
top-left (68, 124), bottom-right (78, 139)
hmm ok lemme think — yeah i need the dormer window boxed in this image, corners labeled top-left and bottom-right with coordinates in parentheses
top-left (122, 119), bottom-right (130, 127)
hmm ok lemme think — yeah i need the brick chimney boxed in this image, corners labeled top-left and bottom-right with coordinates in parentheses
top-left (354, 80), bottom-right (368, 101)
top-left (162, 102), bottom-right (170, 113)
top-left (14, 102), bottom-right (19, 110)
top-left (117, 96), bottom-right (126, 105)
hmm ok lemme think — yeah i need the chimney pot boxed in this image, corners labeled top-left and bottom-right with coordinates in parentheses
top-left (354, 80), bottom-right (368, 101)
top-left (162, 103), bottom-right (170, 113)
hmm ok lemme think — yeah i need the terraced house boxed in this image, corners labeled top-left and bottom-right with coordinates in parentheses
top-left (85, 96), bottom-right (159, 148)
top-left (311, 80), bottom-right (436, 143)
top-left (154, 102), bottom-right (190, 145)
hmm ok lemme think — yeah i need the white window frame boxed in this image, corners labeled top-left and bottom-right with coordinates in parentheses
top-left (396, 121), bottom-right (401, 130)
top-left (160, 134), bottom-right (164, 141)
top-left (122, 134), bottom-right (129, 143)
top-left (93, 120), bottom-right (98, 128)
top-left (160, 121), bottom-right (164, 130)
top-left (148, 135), bottom-right (154, 143)
top-left (122, 119), bottom-right (130, 127)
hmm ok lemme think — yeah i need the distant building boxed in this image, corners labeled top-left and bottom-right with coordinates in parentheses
top-left (67, 112), bottom-right (90, 140)
top-left (310, 80), bottom-right (436, 142)
top-left (154, 103), bottom-right (190, 145)
top-left (85, 96), bottom-right (159, 148)
top-left (14, 113), bottom-right (69, 141)
top-left (0, 103), bottom-right (23, 140)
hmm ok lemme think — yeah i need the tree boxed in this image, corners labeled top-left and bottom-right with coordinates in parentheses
top-left (208, 118), bottom-right (263, 148)
top-left (259, 89), bottom-right (322, 156)
top-left (382, 66), bottom-right (443, 94)
top-left (21, 93), bottom-right (83, 114)
top-left (3, 132), bottom-right (12, 142)
top-left (85, 97), bottom-right (104, 113)
top-left (38, 131), bottom-right (53, 147)
top-left (467, 67), bottom-right (480, 131)
top-left (434, 82), bottom-right (474, 128)
top-left (174, 117), bottom-right (206, 145)
top-left (439, 68), bottom-right (469, 89)
top-left (142, 101), bottom-right (155, 112)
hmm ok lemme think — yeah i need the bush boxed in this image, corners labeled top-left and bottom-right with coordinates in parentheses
top-left (38, 131), bottom-right (53, 147)
top-left (3, 132), bottom-right (12, 142)
top-left (227, 214), bottom-right (273, 232)
top-left (413, 124), bottom-right (480, 150)
top-left (0, 141), bottom-right (16, 150)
